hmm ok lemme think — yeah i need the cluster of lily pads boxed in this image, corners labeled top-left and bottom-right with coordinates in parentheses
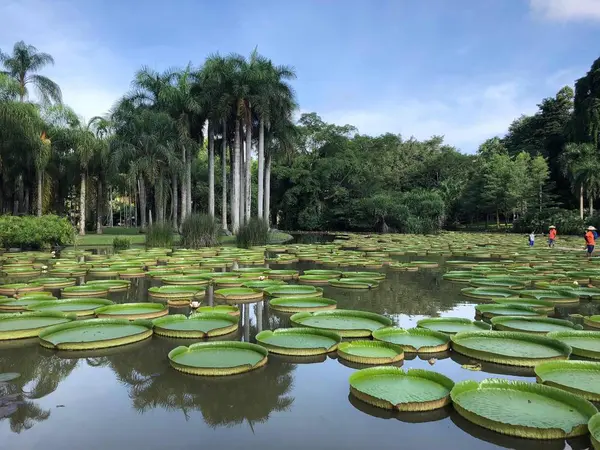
top-left (1, 232), bottom-right (600, 444)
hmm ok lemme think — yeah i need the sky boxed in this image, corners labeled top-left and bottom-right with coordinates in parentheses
top-left (1, 0), bottom-right (600, 153)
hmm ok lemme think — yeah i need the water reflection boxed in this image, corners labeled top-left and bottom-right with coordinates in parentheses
top-left (348, 394), bottom-right (452, 423)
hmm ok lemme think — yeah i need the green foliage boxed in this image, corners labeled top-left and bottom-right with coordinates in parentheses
top-left (180, 213), bottom-right (220, 248)
top-left (236, 218), bottom-right (269, 248)
top-left (513, 208), bottom-right (585, 235)
top-left (103, 227), bottom-right (142, 235)
top-left (0, 215), bottom-right (74, 249)
top-left (112, 237), bottom-right (131, 251)
top-left (145, 222), bottom-right (173, 248)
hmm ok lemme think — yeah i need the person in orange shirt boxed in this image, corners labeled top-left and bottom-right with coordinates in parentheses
top-left (548, 225), bottom-right (557, 248)
top-left (585, 226), bottom-right (596, 258)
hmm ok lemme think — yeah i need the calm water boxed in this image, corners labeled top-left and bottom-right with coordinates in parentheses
top-left (1, 255), bottom-right (598, 450)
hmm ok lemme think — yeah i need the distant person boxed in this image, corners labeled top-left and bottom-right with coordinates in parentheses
top-left (529, 232), bottom-right (535, 247)
top-left (548, 225), bottom-right (557, 248)
top-left (585, 226), bottom-right (596, 258)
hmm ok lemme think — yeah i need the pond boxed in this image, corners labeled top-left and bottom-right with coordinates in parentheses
top-left (0, 252), bottom-right (598, 450)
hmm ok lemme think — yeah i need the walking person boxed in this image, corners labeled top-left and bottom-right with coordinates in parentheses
top-left (585, 226), bottom-right (596, 259)
top-left (548, 225), bottom-right (557, 248)
top-left (528, 231), bottom-right (535, 247)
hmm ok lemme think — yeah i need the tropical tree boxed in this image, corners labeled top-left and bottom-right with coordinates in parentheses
top-left (560, 142), bottom-right (596, 218)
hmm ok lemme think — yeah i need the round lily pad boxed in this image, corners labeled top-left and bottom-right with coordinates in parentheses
top-left (0, 283), bottom-right (45, 296)
top-left (416, 317), bottom-right (491, 334)
top-left (303, 269), bottom-right (342, 277)
top-left (451, 331), bottom-right (571, 366)
top-left (61, 285), bottom-right (109, 298)
top-left (95, 303), bottom-right (168, 320)
top-left (469, 278), bottom-right (527, 289)
top-left (328, 278), bottom-right (380, 289)
top-left (212, 277), bottom-right (247, 288)
top-left (589, 413), bottom-right (600, 450)
top-left (337, 340), bottom-right (404, 365)
top-left (535, 360), bottom-right (600, 401)
top-left (372, 327), bottom-right (450, 353)
top-left (349, 366), bottom-right (454, 411)
top-left (269, 297), bottom-right (337, 313)
top-left (39, 318), bottom-right (153, 350)
top-left (492, 298), bottom-right (555, 314)
top-left (475, 304), bottom-right (545, 319)
top-left (196, 305), bottom-right (240, 316)
top-left (298, 274), bottom-right (337, 284)
top-left (26, 298), bottom-right (114, 317)
top-left (584, 315), bottom-right (600, 330)
top-left (264, 285), bottom-right (323, 298)
top-left (214, 288), bottom-right (263, 302)
top-left (241, 280), bottom-right (285, 290)
top-left (152, 312), bottom-right (238, 338)
top-left (85, 280), bottom-right (131, 292)
top-left (341, 271), bottom-right (385, 280)
top-left (0, 311), bottom-right (74, 340)
top-left (0, 294), bottom-right (56, 312)
top-left (290, 309), bottom-right (392, 337)
top-left (168, 341), bottom-right (268, 376)
top-left (547, 330), bottom-right (600, 360)
top-left (451, 379), bottom-right (597, 439)
top-left (520, 289), bottom-right (580, 304)
top-left (0, 372), bottom-right (20, 382)
top-left (255, 328), bottom-right (341, 355)
top-left (148, 285), bottom-right (206, 300)
top-left (460, 287), bottom-right (517, 299)
top-left (266, 269), bottom-right (299, 280)
top-left (30, 277), bottom-right (76, 288)
top-left (491, 317), bottom-right (580, 334)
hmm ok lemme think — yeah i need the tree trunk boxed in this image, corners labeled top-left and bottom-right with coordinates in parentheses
top-left (24, 187), bottom-right (30, 215)
top-left (580, 185), bottom-right (584, 219)
top-left (156, 177), bottom-right (164, 223)
top-left (36, 170), bottom-right (43, 217)
top-left (239, 120), bottom-right (245, 226)
top-left (186, 147), bottom-right (192, 214)
top-left (208, 121), bottom-right (215, 217)
top-left (590, 194), bottom-right (594, 217)
top-left (221, 120), bottom-right (228, 231)
top-left (496, 208), bottom-right (500, 228)
top-left (79, 172), bottom-right (86, 236)
top-left (96, 179), bottom-right (103, 234)
top-left (139, 178), bottom-right (147, 229)
top-left (258, 119), bottom-right (265, 219)
top-left (245, 120), bottom-right (252, 221)
top-left (265, 153), bottom-right (272, 227)
top-left (180, 146), bottom-right (187, 223)
top-left (232, 119), bottom-right (241, 233)
top-left (108, 187), bottom-right (113, 227)
top-left (172, 175), bottom-right (178, 230)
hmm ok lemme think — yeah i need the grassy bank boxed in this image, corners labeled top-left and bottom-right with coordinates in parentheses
top-left (73, 231), bottom-right (293, 247)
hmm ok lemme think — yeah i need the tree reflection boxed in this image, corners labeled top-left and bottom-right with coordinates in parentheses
top-left (103, 336), bottom-right (296, 428)
top-left (0, 343), bottom-right (78, 433)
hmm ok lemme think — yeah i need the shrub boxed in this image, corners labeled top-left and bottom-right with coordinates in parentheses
top-left (513, 208), bottom-right (584, 235)
top-left (112, 237), bottom-right (131, 251)
top-left (0, 215), bottom-right (74, 249)
top-left (236, 218), bottom-right (269, 248)
top-left (145, 222), bottom-right (173, 248)
top-left (181, 213), bottom-right (220, 248)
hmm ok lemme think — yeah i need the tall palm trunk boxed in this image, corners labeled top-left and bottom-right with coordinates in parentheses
top-left (580, 185), bottom-right (584, 219)
top-left (139, 178), bottom-right (147, 229)
top-left (265, 153), bottom-right (272, 227)
top-left (245, 120), bottom-right (252, 220)
top-left (221, 120), bottom-right (228, 231)
top-left (208, 121), bottom-right (215, 217)
top-left (96, 179), bottom-right (103, 234)
top-left (589, 192), bottom-right (594, 217)
top-left (156, 177), bottom-right (165, 223)
top-left (180, 146), bottom-right (187, 223)
top-left (239, 121), bottom-right (245, 225)
top-left (186, 146), bottom-right (192, 214)
top-left (257, 120), bottom-right (265, 219)
top-left (36, 169), bottom-right (42, 217)
top-left (108, 187), bottom-right (113, 227)
top-left (79, 171), bottom-right (86, 236)
top-left (232, 119), bottom-right (241, 233)
top-left (172, 175), bottom-right (178, 229)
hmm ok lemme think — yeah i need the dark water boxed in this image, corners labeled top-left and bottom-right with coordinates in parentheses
top-left (0, 257), bottom-right (598, 450)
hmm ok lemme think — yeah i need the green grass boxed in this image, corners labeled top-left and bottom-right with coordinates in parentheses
top-left (73, 231), bottom-right (293, 247)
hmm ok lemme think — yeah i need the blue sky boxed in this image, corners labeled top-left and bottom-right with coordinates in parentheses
top-left (1, 0), bottom-right (600, 152)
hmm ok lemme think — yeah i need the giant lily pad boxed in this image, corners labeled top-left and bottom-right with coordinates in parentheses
top-left (148, 285), bottom-right (206, 300)
top-left (417, 317), bottom-right (491, 334)
top-left (0, 293), bottom-right (55, 312)
top-left (241, 280), bottom-right (285, 290)
top-left (460, 287), bottom-right (517, 299)
top-left (492, 298), bottom-right (555, 314)
top-left (264, 285), bottom-right (323, 298)
top-left (196, 305), bottom-right (240, 316)
top-left (450, 379), bottom-right (597, 439)
top-left (298, 274), bottom-right (337, 285)
top-left (520, 289), bottom-right (580, 304)
top-left (491, 316), bottom-right (580, 334)
top-left (255, 328), bottom-right (341, 355)
top-left (269, 297), bottom-right (337, 313)
top-left (85, 280), bottom-right (131, 292)
top-left (39, 318), bottom-right (153, 350)
top-left (372, 327), bottom-right (450, 353)
top-left (328, 278), bottom-right (380, 289)
top-left (547, 330), bottom-right (600, 360)
top-left (303, 269), bottom-right (342, 277)
top-left (475, 304), bottom-right (544, 318)
top-left (30, 277), bottom-right (76, 289)
top-left (95, 303), bottom-right (168, 320)
top-left (337, 340), bottom-right (404, 365)
top-left (266, 269), bottom-right (299, 280)
top-left (341, 271), bottom-right (386, 280)
top-left (61, 285), bottom-right (109, 298)
top-left (290, 310), bottom-right (392, 337)
top-left (590, 413), bottom-right (600, 450)
top-left (535, 360), bottom-right (600, 401)
top-left (27, 298), bottom-right (114, 317)
top-left (451, 331), bottom-right (571, 366)
top-left (214, 287), bottom-right (263, 302)
top-left (152, 312), bottom-right (238, 338)
top-left (168, 341), bottom-right (268, 376)
top-left (349, 366), bottom-right (454, 411)
top-left (0, 283), bottom-right (44, 296)
top-left (0, 311), bottom-right (73, 340)
top-left (585, 316), bottom-right (600, 330)
top-left (469, 278), bottom-right (527, 289)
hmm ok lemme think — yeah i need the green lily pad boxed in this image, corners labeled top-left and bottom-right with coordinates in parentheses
top-left (338, 340), bottom-right (404, 365)
top-left (255, 328), bottom-right (341, 355)
top-left (196, 305), bottom-right (240, 316)
top-left (584, 316), bottom-right (600, 330)
top-left (461, 287), bottom-right (517, 299)
top-left (61, 285), bottom-right (109, 297)
top-left (27, 298), bottom-right (114, 317)
top-left (547, 330), bottom-right (600, 360)
top-left (469, 278), bottom-right (527, 289)
top-left (0, 311), bottom-right (74, 340)
top-left (535, 360), bottom-right (600, 401)
top-left (30, 277), bottom-right (76, 288)
top-left (241, 280), bottom-right (285, 290)
top-left (168, 341), bottom-right (268, 376)
top-left (298, 274), bottom-right (338, 284)
top-left (491, 316), bottom-right (580, 334)
top-left (269, 297), bottom-right (337, 313)
top-left (451, 379), bottom-right (597, 439)
top-left (475, 304), bottom-right (545, 318)
top-left (95, 303), bottom-right (168, 320)
top-left (264, 285), bottom-right (323, 298)
top-left (303, 269), bottom-right (343, 277)
top-left (85, 280), bottom-right (131, 292)
top-left (349, 366), bottom-right (454, 411)
top-left (290, 309), bottom-right (392, 337)
top-left (417, 317), bottom-right (491, 334)
top-left (492, 298), bottom-right (555, 314)
top-left (372, 327), bottom-right (450, 353)
top-left (341, 271), bottom-right (385, 280)
top-left (152, 313), bottom-right (238, 338)
top-left (148, 285), bottom-right (206, 299)
top-left (214, 288), bottom-right (263, 301)
top-left (589, 413), bottom-right (600, 450)
top-left (328, 278), bottom-right (380, 289)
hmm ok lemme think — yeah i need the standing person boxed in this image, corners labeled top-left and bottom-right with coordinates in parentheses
top-left (585, 226), bottom-right (596, 258)
top-left (529, 232), bottom-right (535, 247)
top-left (548, 225), bottom-right (557, 248)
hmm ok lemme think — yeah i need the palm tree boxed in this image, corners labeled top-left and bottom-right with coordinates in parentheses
top-left (0, 41), bottom-right (62, 104)
top-left (574, 157), bottom-right (600, 215)
top-left (561, 142), bottom-right (596, 218)
top-left (88, 115), bottom-right (114, 232)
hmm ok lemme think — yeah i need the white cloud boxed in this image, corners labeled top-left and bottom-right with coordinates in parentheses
top-left (315, 74), bottom-right (573, 153)
top-left (530, 0), bottom-right (600, 21)
top-left (0, 0), bottom-right (131, 121)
